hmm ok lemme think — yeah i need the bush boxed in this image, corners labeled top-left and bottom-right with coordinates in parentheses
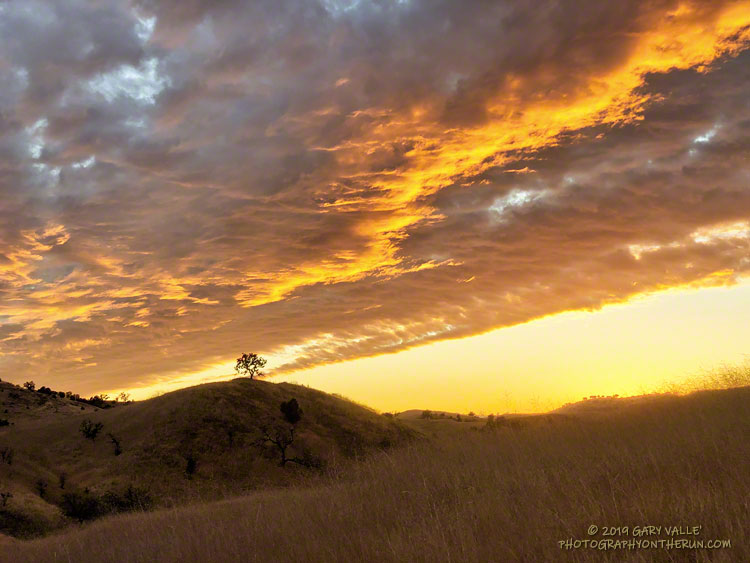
top-left (35, 480), bottom-right (47, 499)
top-left (60, 490), bottom-right (103, 524)
top-left (80, 419), bottom-right (104, 441)
top-left (185, 453), bottom-right (198, 478)
top-left (22, 381), bottom-right (35, 391)
top-left (60, 485), bottom-right (154, 525)
top-left (102, 485), bottom-right (153, 513)
top-left (280, 398), bottom-right (302, 425)
top-left (108, 433), bottom-right (122, 456)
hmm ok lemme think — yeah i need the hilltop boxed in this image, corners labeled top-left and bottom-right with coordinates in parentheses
top-left (0, 378), bottom-right (413, 539)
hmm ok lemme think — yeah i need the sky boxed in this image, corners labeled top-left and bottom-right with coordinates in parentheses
top-left (1, 1), bottom-right (749, 411)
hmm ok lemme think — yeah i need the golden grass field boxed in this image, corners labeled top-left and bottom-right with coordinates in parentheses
top-left (1, 376), bottom-right (747, 562)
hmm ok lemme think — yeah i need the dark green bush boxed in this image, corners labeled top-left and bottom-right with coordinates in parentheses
top-left (60, 490), bottom-right (103, 523)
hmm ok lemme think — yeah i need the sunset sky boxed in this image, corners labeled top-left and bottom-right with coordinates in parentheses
top-left (1, 1), bottom-right (749, 412)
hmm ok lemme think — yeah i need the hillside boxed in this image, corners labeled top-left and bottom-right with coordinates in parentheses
top-left (0, 378), bottom-right (413, 539)
top-left (3, 384), bottom-right (747, 562)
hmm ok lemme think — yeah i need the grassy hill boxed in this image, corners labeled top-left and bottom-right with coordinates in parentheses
top-left (0, 378), bottom-right (413, 539)
top-left (3, 384), bottom-right (747, 562)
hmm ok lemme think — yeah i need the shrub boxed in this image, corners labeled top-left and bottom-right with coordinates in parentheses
top-left (102, 485), bottom-right (153, 513)
top-left (80, 419), bottom-right (104, 441)
top-left (0, 419), bottom-right (9, 427)
top-left (60, 490), bottom-right (103, 524)
top-left (185, 453), bottom-right (198, 478)
top-left (108, 433), bottom-right (122, 456)
top-left (22, 381), bottom-right (35, 391)
top-left (280, 398), bottom-right (302, 425)
top-left (0, 447), bottom-right (13, 465)
top-left (35, 480), bottom-right (47, 499)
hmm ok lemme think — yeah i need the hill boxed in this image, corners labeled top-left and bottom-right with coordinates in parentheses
top-left (0, 378), bottom-right (413, 539)
top-left (3, 384), bottom-right (747, 562)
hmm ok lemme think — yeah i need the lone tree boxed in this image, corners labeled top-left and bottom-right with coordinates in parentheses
top-left (235, 353), bottom-right (267, 380)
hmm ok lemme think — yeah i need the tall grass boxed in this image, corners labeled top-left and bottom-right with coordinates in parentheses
top-left (3, 386), bottom-right (747, 562)
top-left (662, 360), bottom-right (750, 394)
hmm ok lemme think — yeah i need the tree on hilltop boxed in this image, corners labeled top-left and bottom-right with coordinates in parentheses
top-left (235, 352), bottom-right (267, 380)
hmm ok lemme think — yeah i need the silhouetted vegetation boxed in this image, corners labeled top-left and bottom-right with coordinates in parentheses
top-left (22, 381), bottom-right (35, 391)
top-left (102, 485), bottom-right (153, 513)
top-left (59, 485), bottom-right (153, 525)
top-left (35, 479), bottom-right (48, 499)
top-left (483, 414), bottom-right (508, 431)
top-left (80, 419), bottom-right (104, 441)
top-left (0, 446), bottom-right (13, 465)
top-left (235, 352), bottom-right (267, 380)
top-left (0, 491), bottom-right (12, 507)
top-left (0, 418), bottom-right (9, 427)
top-left (257, 424), bottom-right (320, 468)
top-left (108, 433), bottom-right (122, 456)
top-left (184, 453), bottom-right (198, 478)
top-left (60, 490), bottom-right (102, 524)
top-left (280, 398), bottom-right (302, 424)
top-left (256, 399), bottom-right (320, 467)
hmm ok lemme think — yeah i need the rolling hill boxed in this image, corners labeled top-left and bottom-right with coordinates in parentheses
top-left (0, 378), bottom-right (413, 539)
top-left (2, 384), bottom-right (747, 562)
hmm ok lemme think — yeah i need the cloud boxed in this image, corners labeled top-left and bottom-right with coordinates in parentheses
top-left (0, 0), bottom-right (749, 392)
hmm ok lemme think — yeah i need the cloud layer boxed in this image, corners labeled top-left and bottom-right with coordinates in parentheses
top-left (1, 0), bottom-right (750, 392)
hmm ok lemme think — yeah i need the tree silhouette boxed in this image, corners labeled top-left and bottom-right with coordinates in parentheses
top-left (80, 419), bottom-right (104, 441)
top-left (280, 398), bottom-right (302, 425)
top-left (235, 353), bottom-right (267, 380)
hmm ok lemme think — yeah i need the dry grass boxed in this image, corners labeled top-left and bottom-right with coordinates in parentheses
top-left (0, 378), bottom-right (412, 518)
top-left (4, 385), bottom-right (747, 563)
top-left (663, 360), bottom-right (750, 394)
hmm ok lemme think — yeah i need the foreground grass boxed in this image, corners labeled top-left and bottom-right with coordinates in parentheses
top-left (4, 386), bottom-right (748, 563)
